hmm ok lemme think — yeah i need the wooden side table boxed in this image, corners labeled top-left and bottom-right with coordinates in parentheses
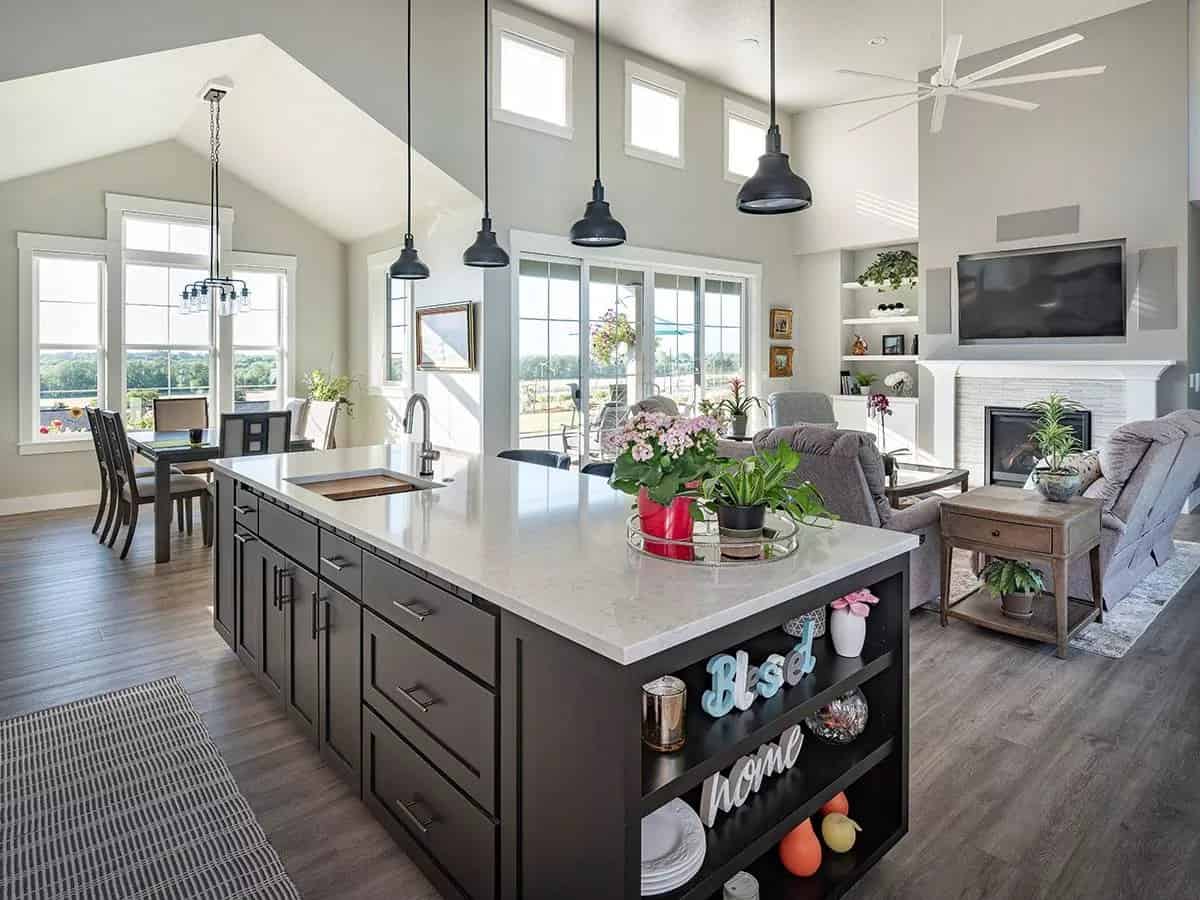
top-left (938, 485), bottom-right (1103, 659)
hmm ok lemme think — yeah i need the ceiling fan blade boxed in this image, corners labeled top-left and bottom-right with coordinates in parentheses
top-left (836, 68), bottom-right (931, 88)
top-left (849, 94), bottom-right (933, 133)
top-left (957, 33), bottom-right (1084, 86)
top-left (965, 66), bottom-right (1106, 89)
top-left (816, 90), bottom-right (930, 110)
top-left (940, 34), bottom-right (964, 83)
top-left (930, 95), bottom-right (948, 134)
top-left (954, 90), bottom-right (1040, 111)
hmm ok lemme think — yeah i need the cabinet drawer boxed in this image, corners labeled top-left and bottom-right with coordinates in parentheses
top-left (362, 610), bottom-right (495, 813)
top-left (259, 500), bottom-right (318, 571)
top-left (320, 530), bottom-right (363, 598)
top-left (363, 552), bottom-right (495, 685)
top-left (363, 706), bottom-right (495, 900)
top-left (943, 510), bottom-right (1052, 555)
top-left (233, 483), bottom-right (260, 531)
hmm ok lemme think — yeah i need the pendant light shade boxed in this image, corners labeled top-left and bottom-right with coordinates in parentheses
top-left (464, 0), bottom-right (509, 267)
top-left (392, 0), bottom-right (430, 280)
top-left (737, 0), bottom-right (812, 215)
top-left (570, 0), bottom-right (625, 247)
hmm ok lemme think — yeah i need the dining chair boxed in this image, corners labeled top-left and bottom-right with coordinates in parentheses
top-left (497, 449), bottom-right (572, 470)
top-left (87, 407), bottom-right (182, 544)
top-left (579, 461), bottom-right (614, 478)
top-left (302, 400), bottom-right (339, 450)
top-left (219, 410), bottom-right (293, 457)
top-left (152, 396), bottom-right (214, 493)
top-left (284, 396), bottom-right (308, 440)
top-left (98, 410), bottom-right (212, 559)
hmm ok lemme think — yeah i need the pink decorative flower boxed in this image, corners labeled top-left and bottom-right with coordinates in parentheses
top-left (831, 588), bottom-right (880, 618)
top-left (38, 426), bottom-right (49, 434)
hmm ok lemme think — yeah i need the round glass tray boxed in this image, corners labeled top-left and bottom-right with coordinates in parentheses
top-left (625, 509), bottom-right (800, 566)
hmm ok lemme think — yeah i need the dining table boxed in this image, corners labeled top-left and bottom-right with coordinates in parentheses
top-left (127, 429), bottom-right (314, 564)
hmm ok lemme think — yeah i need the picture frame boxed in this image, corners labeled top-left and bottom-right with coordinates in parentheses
top-left (416, 302), bottom-right (476, 371)
top-left (881, 334), bottom-right (906, 356)
top-left (770, 307), bottom-right (793, 340)
top-left (769, 345), bottom-right (794, 378)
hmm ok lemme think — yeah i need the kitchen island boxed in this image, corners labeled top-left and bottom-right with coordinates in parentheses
top-left (209, 443), bottom-right (917, 900)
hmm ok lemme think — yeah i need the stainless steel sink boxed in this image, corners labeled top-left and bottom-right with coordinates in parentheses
top-left (285, 468), bottom-right (445, 501)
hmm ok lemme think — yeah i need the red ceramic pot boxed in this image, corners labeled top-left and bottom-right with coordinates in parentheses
top-left (637, 486), bottom-right (695, 561)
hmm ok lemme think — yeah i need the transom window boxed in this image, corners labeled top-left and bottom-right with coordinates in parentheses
top-left (493, 11), bottom-right (574, 140)
top-left (387, 276), bottom-right (411, 384)
top-left (725, 98), bottom-right (768, 181)
top-left (625, 61), bottom-right (685, 167)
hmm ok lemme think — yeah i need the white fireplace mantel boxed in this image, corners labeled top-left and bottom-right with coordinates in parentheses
top-left (918, 359), bottom-right (1178, 467)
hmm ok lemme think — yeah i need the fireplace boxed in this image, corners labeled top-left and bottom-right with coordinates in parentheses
top-left (984, 406), bottom-right (1092, 486)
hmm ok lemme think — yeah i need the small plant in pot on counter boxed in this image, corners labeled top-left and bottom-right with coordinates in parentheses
top-left (1026, 393), bottom-right (1083, 502)
top-left (981, 557), bottom-right (1045, 621)
top-left (716, 376), bottom-right (763, 438)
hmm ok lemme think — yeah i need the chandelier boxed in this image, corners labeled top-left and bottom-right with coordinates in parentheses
top-left (181, 86), bottom-right (249, 316)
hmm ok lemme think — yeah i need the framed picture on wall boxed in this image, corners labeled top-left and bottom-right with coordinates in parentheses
top-left (770, 307), bottom-right (794, 340)
top-left (882, 334), bottom-right (906, 356)
top-left (416, 302), bottom-right (476, 371)
top-left (769, 345), bottom-right (794, 378)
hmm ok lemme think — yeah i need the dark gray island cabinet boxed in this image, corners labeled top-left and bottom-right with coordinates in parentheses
top-left (210, 447), bottom-right (916, 900)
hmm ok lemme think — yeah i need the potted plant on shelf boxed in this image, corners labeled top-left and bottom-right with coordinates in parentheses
top-left (695, 443), bottom-right (834, 560)
top-left (980, 557), bottom-right (1045, 620)
top-left (851, 372), bottom-right (877, 396)
top-left (716, 376), bottom-right (763, 438)
top-left (1025, 393), bottom-right (1083, 502)
top-left (607, 412), bottom-right (722, 560)
top-left (857, 249), bottom-right (918, 292)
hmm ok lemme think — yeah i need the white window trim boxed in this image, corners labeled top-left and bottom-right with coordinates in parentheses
top-left (17, 232), bottom-right (116, 455)
top-left (366, 245), bottom-right (414, 397)
top-left (228, 250), bottom-right (296, 413)
top-left (624, 60), bottom-right (685, 169)
top-left (492, 10), bottom-right (575, 141)
top-left (507, 230), bottom-right (764, 452)
top-left (723, 97), bottom-right (769, 185)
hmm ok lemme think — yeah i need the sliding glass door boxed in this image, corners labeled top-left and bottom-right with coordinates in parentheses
top-left (651, 273), bottom-right (699, 414)
top-left (587, 266), bottom-right (643, 456)
top-left (701, 278), bottom-right (745, 406)
top-left (517, 259), bottom-right (581, 455)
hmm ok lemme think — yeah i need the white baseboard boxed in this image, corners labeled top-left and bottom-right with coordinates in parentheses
top-left (0, 489), bottom-right (101, 517)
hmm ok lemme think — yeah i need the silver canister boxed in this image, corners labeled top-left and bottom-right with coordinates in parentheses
top-left (641, 676), bottom-right (686, 753)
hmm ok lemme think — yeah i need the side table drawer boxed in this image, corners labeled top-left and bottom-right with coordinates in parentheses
top-left (943, 510), bottom-right (1052, 554)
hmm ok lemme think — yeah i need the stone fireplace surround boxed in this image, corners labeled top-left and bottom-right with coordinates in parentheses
top-left (919, 360), bottom-right (1177, 484)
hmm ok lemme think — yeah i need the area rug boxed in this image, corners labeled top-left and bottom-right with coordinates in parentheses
top-left (948, 540), bottom-right (1200, 659)
top-left (0, 677), bottom-right (300, 900)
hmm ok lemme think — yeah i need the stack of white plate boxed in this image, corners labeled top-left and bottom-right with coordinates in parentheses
top-left (640, 799), bottom-right (706, 896)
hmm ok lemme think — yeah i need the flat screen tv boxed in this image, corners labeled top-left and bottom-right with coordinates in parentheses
top-left (957, 241), bottom-right (1125, 342)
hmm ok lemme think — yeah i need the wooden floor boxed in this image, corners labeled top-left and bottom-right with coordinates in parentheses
top-left (3, 507), bottom-right (1199, 899)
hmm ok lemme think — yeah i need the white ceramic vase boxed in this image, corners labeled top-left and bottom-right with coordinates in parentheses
top-left (830, 609), bottom-right (867, 658)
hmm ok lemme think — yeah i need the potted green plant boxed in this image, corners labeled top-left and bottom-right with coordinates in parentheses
top-left (852, 372), bottom-right (877, 396)
top-left (304, 368), bottom-right (356, 417)
top-left (695, 443), bottom-right (834, 559)
top-left (717, 376), bottom-right (763, 438)
top-left (857, 249), bottom-right (918, 292)
top-left (980, 557), bottom-right (1045, 620)
top-left (1025, 393), bottom-right (1083, 502)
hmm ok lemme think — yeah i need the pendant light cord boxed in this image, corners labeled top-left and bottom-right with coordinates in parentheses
top-left (769, 0), bottom-right (776, 127)
top-left (407, 0), bottom-right (414, 239)
top-left (594, 0), bottom-right (600, 183)
top-left (483, 0), bottom-right (490, 217)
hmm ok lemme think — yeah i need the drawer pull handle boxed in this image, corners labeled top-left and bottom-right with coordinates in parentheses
top-left (320, 555), bottom-right (349, 572)
top-left (393, 599), bottom-right (433, 622)
top-left (277, 568), bottom-right (293, 607)
top-left (395, 684), bottom-right (438, 713)
top-left (395, 798), bottom-right (437, 834)
top-left (233, 505), bottom-right (255, 516)
top-left (233, 532), bottom-right (257, 546)
top-left (312, 595), bottom-right (330, 639)
top-left (991, 529), bottom-right (1001, 537)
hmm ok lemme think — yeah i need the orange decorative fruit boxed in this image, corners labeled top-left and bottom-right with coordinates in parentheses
top-left (779, 818), bottom-right (823, 877)
top-left (820, 792), bottom-right (850, 817)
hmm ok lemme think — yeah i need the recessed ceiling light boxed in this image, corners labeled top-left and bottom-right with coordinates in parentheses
top-left (867, 35), bottom-right (888, 47)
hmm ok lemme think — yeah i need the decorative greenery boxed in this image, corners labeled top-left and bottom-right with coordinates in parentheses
top-left (698, 397), bottom-right (728, 429)
top-left (694, 443), bottom-right (835, 527)
top-left (857, 250), bottom-right (918, 292)
top-left (853, 372), bottom-right (878, 388)
top-left (607, 412), bottom-right (722, 506)
top-left (866, 393), bottom-right (892, 419)
top-left (981, 558), bottom-right (1045, 599)
top-left (716, 376), bottom-right (763, 419)
top-left (1025, 393), bottom-right (1083, 473)
top-left (304, 368), bottom-right (357, 417)
top-left (590, 310), bottom-right (637, 367)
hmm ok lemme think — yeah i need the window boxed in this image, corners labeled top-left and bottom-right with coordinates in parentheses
top-left (123, 215), bottom-right (210, 255)
top-left (233, 268), bottom-right (287, 411)
top-left (724, 98), bottom-right (768, 182)
top-left (32, 254), bottom-right (105, 441)
top-left (702, 279), bottom-right (745, 403)
top-left (625, 61), bottom-right (684, 167)
top-left (387, 276), bottom-right (410, 384)
top-left (652, 274), bottom-right (698, 412)
top-left (493, 11), bottom-right (574, 139)
top-left (517, 259), bottom-right (581, 453)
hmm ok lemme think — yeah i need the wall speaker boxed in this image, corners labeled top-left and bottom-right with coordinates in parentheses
top-left (1136, 246), bottom-right (1178, 332)
top-left (995, 205), bottom-right (1080, 242)
top-left (925, 267), bottom-right (952, 335)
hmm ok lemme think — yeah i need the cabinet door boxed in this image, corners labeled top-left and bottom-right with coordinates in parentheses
top-left (260, 548), bottom-right (288, 702)
top-left (213, 475), bottom-right (235, 648)
top-left (283, 562), bottom-right (320, 741)
top-left (318, 583), bottom-right (362, 790)
top-left (235, 530), bottom-right (267, 672)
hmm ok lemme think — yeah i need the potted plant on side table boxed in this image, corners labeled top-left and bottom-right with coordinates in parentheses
top-left (981, 557), bottom-right (1045, 620)
top-left (717, 376), bottom-right (763, 438)
top-left (1026, 393), bottom-right (1083, 502)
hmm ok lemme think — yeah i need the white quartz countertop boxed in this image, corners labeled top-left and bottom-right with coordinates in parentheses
top-left (210, 444), bottom-right (918, 665)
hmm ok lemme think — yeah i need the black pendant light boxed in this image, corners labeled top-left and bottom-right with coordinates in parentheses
top-left (569, 0), bottom-right (626, 247)
top-left (463, 0), bottom-right (510, 267)
top-left (736, 0), bottom-right (812, 215)
top-left (391, 0), bottom-right (430, 280)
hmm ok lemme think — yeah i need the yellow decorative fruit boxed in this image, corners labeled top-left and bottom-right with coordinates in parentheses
top-left (821, 813), bottom-right (862, 853)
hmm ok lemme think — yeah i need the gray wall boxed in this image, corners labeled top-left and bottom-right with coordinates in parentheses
top-left (917, 0), bottom-right (1192, 449)
top-left (0, 140), bottom-right (347, 502)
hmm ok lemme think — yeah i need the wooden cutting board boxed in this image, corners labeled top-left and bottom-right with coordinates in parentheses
top-left (302, 474), bottom-right (419, 501)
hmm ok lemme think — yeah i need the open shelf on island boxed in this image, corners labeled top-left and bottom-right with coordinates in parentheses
top-left (641, 632), bottom-right (893, 813)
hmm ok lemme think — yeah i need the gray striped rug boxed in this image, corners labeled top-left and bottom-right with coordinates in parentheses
top-left (1, 677), bottom-right (301, 900)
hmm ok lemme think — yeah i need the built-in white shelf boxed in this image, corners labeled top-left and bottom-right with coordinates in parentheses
top-left (831, 393), bottom-right (918, 406)
top-left (842, 355), bottom-right (919, 362)
top-left (841, 280), bottom-right (919, 291)
top-left (841, 316), bottom-right (919, 325)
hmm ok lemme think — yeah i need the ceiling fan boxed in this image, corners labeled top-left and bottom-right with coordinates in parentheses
top-left (826, 0), bottom-right (1106, 134)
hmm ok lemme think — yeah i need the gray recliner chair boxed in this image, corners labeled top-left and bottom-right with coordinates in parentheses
top-left (768, 392), bottom-right (838, 429)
